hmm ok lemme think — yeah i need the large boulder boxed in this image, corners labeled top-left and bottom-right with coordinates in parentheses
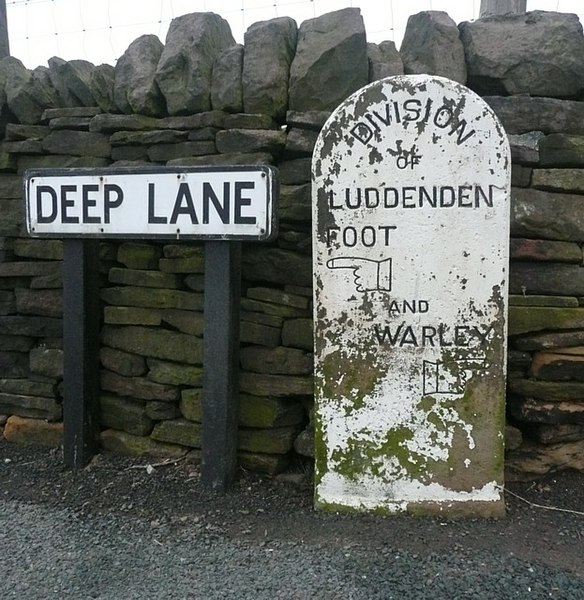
top-left (2, 57), bottom-right (58, 124)
top-left (484, 96), bottom-right (584, 135)
top-left (460, 11), bottom-right (584, 97)
top-left (114, 35), bottom-right (166, 116)
top-left (90, 64), bottom-right (116, 113)
top-left (400, 11), bottom-right (466, 84)
top-left (211, 44), bottom-right (243, 113)
top-left (48, 57), bottom-right (97, 106)
top-left (368, 41), bottom-right (403, 82)
top-left (156, 12), bottom-right (235, 115)
top-left (242, 17), bottom-right (297, 121)
top-left (288, 8), bottom-right (368, 112)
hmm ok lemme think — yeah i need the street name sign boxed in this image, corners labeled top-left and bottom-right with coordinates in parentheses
top-left (22, 164), bottom-right (278, 492)
top-left (24, 166), bottom-right (277, 241)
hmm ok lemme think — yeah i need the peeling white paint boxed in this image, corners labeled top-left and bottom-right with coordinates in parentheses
top-left (318, 471), bottom-right (502, 512)
top-left (313, 76), bottom-right (510, 516)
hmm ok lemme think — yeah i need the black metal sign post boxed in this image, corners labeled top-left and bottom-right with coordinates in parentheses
top-left (62, 238), bottom-right (100, 468)
top-left (24, 166), bottom-right (277, 490)
top-left (201, 241), bottom-right (241, 492)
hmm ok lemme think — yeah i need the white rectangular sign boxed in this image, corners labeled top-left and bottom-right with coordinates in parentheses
top-left (24, 166), bottom-right (277, 241)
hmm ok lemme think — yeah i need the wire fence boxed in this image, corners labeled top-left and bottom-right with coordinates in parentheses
top-left (6, 0), bottom-right (584, 68)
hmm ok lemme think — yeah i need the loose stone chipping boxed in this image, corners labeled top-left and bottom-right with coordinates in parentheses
top-left (312, 75), bottom-right (510, 516)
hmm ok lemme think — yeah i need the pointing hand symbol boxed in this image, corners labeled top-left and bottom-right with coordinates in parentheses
top-left (327, 257), bottom-right (392, 292)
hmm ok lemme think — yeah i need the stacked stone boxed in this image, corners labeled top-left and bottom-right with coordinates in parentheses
top-left (457, 12), bottom-right (584, 478)
top-left (1, 7), bottom-right (583, 479)
top-left (0, 8), bottom-right (402, 473)
top-left (335, 8), bottom-right (584, 478)
top-left (501, 114), bottom-right (584, 478)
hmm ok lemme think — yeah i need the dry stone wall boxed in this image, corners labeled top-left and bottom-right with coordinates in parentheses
top-left (0, 8), bottom-right (583, 479)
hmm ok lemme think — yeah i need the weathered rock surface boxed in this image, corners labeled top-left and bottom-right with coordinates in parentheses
top-left (505, 425), bottom-right (523, 451)
top-left (509, 295), bottom-right (578, 308)
top-left (510, 263), bottom-right (584, 297)
top-left (100, 347), bottom-right (146, 377)
top-left (511, 188), bottom-right (584, 242)
top-left (278, 157), bottom-right (311, 185)
top-left (0, 392), bottom-right (61, 420)
top-left (48, 57), bottom-right (96, 106)
top-left (510, 238), bottom-right (582, 264)
top-left (238, 425), bottom-right (299, 454)
top-left (100, 394), bottom-right (153, 436)
top-left (530, 349), bottom-right (584, 381)
top-left (514, 331), bottom-right (584, 352)
top-left (100, 428), bottom-right (187, 458)
top-left (239, 372), bottom-right (313, 397)
top-left (539, 134), bottom-right (584, 167)
top-left (288, 8), bottom-right (368, 112)
top-left (89, 64), bottom-right (116, 113)
top-left (160, 310), bottom-right (204, 337)
top-left (281, 318), bottom-right (313, 350)
top-left (294, 424), bottom-right (314, 457)
top-left (242, 17), bottom-right (297, 121)
top-left (0, 378), bottom-right (53, 397)
top-left (510, 397), bottom-right (584, 424)
top-left (180, 390), bottom-right (304, 429)
top-left (117, 242), bottom-right (161, 270)
top-left (401, 11), bottom-right (466, 83)
top-left (507, 439), bottom-right (584, 476)
top-left (42, 130), bottom-right (110, 157)
top-left (510, 378), bottom-right (584, 401)
top-left (368, 41), bottom-right (403, 82)
top-left (3, 415), bottom-right (63, 446)
top-left (146, 401), bottom-right (180, 421)
top-left (3, 57), bottom-right (58, 124)
top-left (102, 325), bottom-right (203, 365)
top-left (238, 451), bottom-right (289, 475)
top-left (29, 347), bottom-right (63, 378)
top-left (247, 287), bottom-right (309, 309)
top-left (240, 346), bottom-right (312, 375)
top-left (286, 110), bottom-right (330, 130)
top-left (509, 306), bottom-right (584, 336)
top-left (215, 128), bottom-right (285, 154)
top-left (101, 287), bottom-right (203, 311)
top-left (508, 131), bottom-right (545, 165)
top-left (151, 418), bottom-right (202, 447)
top-left (114, 35), bottom-right (166, 117)
top-left (108, 267), bottom-right (178, 289)
top-left (242, 247), bottom-right (312, 286)
top-left (285, 128), bottom-right (318, 157)
top-left (211, 44), bottom-right (244, 113)
top-left (0, 316), bottom-right (61, 337)
top-left (484, 97), bottom-right (584, 135)
top-left (14, 288), bottom-right (62, 318)
top-left (531, 423), bottom-right (584, 444)
top-left (240, 321), bottom-right (281, 348)
top-left (156, 12), bottom-right (235, 115)
top-left (532, 168), bottom-right (584, 193)
top-left (103, 307), bottom-right (162, 326)
top-left (89, 113), bottom-right (160, 133)
top-left (146, 358), bottom-right (203, 387)
top-left (101, 370), bottom-right (179, 402)
top-left (460, 11), bottom-right (584, 97)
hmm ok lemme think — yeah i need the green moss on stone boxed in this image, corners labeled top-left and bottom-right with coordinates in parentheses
top-left (509, 306), bottom-right (584, 336)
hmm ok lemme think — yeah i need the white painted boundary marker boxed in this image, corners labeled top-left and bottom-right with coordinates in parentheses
top-left (312, 75), bottom-right (510, 517)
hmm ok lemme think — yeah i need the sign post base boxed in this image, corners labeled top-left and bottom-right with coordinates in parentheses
top-left (201, 241), bottom-right (242, 492)
top-left (63, 238), bottom-right (100, 468)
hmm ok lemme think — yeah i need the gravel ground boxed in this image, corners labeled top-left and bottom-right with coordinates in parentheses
top-left (1, 439), bottom-right (583, 599)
